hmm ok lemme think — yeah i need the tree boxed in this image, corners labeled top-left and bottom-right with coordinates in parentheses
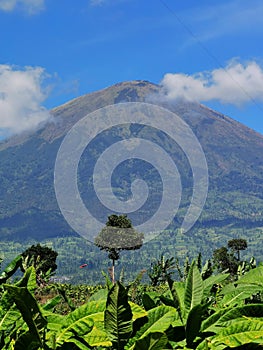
top-left (228, 238), bottom-right (248, 261)
top-left (213, 246), bottom-right (238, 275)
top-left (95, 214), bottom-right (144, 283)
top-left (21, 243), bottom-right (58, 285)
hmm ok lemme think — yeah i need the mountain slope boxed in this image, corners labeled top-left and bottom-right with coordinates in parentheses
top-left (0, 80), bottom-right (263, 274)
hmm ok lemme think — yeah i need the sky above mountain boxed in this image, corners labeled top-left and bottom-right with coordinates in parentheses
top-left (0, 0), bottom-right (263, 136)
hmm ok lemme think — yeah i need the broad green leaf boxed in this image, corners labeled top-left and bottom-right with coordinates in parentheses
top-left (15, 266), bottom-right (37, 292)
top-left (211, 320), bottom-right (263, 347)
top-left (131, 332), bottom-right (168, 350)
top-left (45, 298), bottom-right (106, 344)
top-left (85, 327), bottom-right (112, 347)
top-left (82, 308), bottom-right (111, 347)
top-left (13, 332), bottom-right (42, 350)
top-left (127, 305), bottom-right (181, 348)
top-left (65, 337), bottom-right (93, 350)
top-left (53, 316), bottom-right (94, 346)
top-left (236, 266), bottom-right (263, 287)
top-left (45, 313), bottom-right (65, 331)
top-left (0, 255), bottom-right (22, 284)
top-left (197, 338), bottom-right (225, 350)
top-left (200, 307), bottom-right (232, 333)
top-left (65, 299), bottom-right (106, 326)
top-left (88, 288), bottom-right (107, 301)
top-left (69, 301), bottom-right (107, 347)
top-left (216, 304), bottom-right (263, 327)
top-left (203, 273), bottom-right (229, 299)
top-left (184, 261), bottom-right (203, 316)
top-left (42, 295), bottom-right (62, 311)
top-left (170, 281), bottom-right (185, 319)
top-left (0, 307), bottom-right (21, 331)
top-left (142, 293), bottom-right (158, 311)
top-left (4, 284), bottom-right (46, 346)
top-left (129, 302), bottom-right (147, 321)
top-left (219, 287), bottom-right (262, 308)
top-left (201, 304), bottom-right (263, 334)
top-left (185, 304), bottom-right (204, 347)
top-left (104, 281), bottom-right (133, 349)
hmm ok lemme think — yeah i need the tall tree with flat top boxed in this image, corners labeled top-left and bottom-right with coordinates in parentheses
top-left (228, 238), bottom-right (247, 261)
top-left (95, 214), bottom-right (143, 283)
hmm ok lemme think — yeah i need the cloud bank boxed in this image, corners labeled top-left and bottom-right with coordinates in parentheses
top-left (161, 61), bottom-right (263, 106)
top-left (0, 0), bottom-right (44, 14)
top-left (0, 65), bottom-right (52, 136)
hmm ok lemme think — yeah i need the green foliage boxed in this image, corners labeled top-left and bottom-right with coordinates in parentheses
top-left (131, 331), bottom-right (168, 350)
top-left (147, 255), bottom-right (175, 286)
top-left (0, 255), bottom-right (22, 285)
top-left (0, 249), bottom-right (262, 349)
top-left (104, 281), bottom-right (133, 349)
top-left (95, 215), bottom-right (144, 283)
top-left (21, 243), bottom-right (58, 285)
top-left (228, 238), bottom-right (248, 261)
top-left (95, 214), bottom-right (143, 252)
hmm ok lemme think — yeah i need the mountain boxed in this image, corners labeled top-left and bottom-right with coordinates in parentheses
top-left (1, 80), bottom-right (263, 282)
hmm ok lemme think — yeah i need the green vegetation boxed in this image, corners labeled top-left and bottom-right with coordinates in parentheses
top-left (95, 215), bottom-right (143, 284)
top-left (21, 243), bottom-right (58, 286)
top-left (1, 81), bottom-right (263, 269)
top-left (0, 238), bottom-right (262, 349)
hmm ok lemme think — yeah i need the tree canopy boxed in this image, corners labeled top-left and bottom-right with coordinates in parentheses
top-left (21, 243), bottom-right (58, 284)
top-left (95, 214), bottom-right (144, 283)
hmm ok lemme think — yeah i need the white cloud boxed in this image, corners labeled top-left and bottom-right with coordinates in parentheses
top-left (0, 65), bottom-right (52, 136)
top-left (160, 61), bottom-right (263, 106)
top-left (0, 0), bottom-right (44, 14)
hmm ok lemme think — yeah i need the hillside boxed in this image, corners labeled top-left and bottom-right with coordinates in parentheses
top-left (0, 80), bottom-right (263, 282)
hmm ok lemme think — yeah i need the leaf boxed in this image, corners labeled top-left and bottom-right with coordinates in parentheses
top-left (184, 261), bottom-right (203, 316)
top-left (201, 304), bottom-right (263, 334)
top-left (67, 299), bottom-right (106, 323)
top-left (104, 281), bottom-right (133, 349)
top-left (0, 307), bottom-right (21, 331)
top-left (42, 295), bottom-right (62, 311)
top-left (127, 305), bottom-right (181, 348)
top-left (129, 302), bottom-right (147, 321)
top-left (142, 293), bottom-right (158, 311)
top-left (45, 313), bottom-right (65, 332)
top-left (211, 320), bottom-right (263, 347)
top-left (185, 304), bottom-right (204, 347)
top-left (0, 255), bottom-right (22, 284)
top-left (200, 308), bottom-right (231, 333)
top-left (219, 287), bottom-right (262, 307)
top-left (14, 332), bottom-right (42, 350)
top-left (236, 266), bottom-right (263, 287)
top-left (203, 273), bottom-right (229, 299)
top-left (55, 299), bottom-right (106, 343)
top-left (170, 281), bottom-right (185, 319)
top-left (88, 288), bottom-right (108, 301)
top-left (15, 266), bottom-right (37, 292)
top-left (4, 284), bottom-right (47, 347)
top-left (216, 304), bottom-right (263, 327)
top-left (84, 327), bottom-right (112, 347)
top-left (132, 332), bottom-right (168, 350)
top-left (53, 315), bottom-right (94, 346)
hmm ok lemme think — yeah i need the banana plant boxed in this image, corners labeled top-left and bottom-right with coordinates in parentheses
top-left (87, 281), bottom-right (173, 350)
top-left (1, 259), bottom-right (263, 349)
top-left (0, 255), bottom-right (23, 285)
top-left (0, 267), bottom-right (95, 350)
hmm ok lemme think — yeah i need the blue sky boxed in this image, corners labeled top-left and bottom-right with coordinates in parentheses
top-left (0, 0), bottom-right (263, 136)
